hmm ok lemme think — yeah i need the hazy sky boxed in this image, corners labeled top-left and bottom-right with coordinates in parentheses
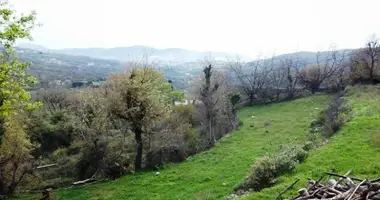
top-left (9, 0), bottom-right (380, 57)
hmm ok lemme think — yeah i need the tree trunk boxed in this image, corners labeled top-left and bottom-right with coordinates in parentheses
top-left (249, 94), bottom-right (254, 106)
top-left (0, 167), bottom-right (6, 195)
top-left (370, 69), bottom-right (375, 85)
top-left (7, 183), bottom-right (17, 196)
top-left (287, 90), bottom-right (294, 100)
top-left (310, 83), bottom-right (320, 94)
top-left (0, 180), bottom-right (5, 196)
top-left (276, 91), bottom-right (280, 101)
top-left (209, 120), bottom-right (214, 146)
top-left (134, 127), bottom-right (143, 170)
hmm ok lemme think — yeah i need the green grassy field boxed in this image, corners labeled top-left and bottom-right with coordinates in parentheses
top-left (21, 95), bottom-right (329, 200)
top-left (244, 85), bottom-right (380, 199)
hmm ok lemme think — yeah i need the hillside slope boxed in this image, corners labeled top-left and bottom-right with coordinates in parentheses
top-left (28, 95), bottom-right (329, 200)
top-left (244, 85), bottom-right (380, 199)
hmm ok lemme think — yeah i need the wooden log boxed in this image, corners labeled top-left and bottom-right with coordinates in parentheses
top-left (36, 163), bottom-right (57, 170)
top-left (325, 171), bottom-right (363, 182)
top-left (326, 187), bottom-right (343, 195)
top-left (370, 178), bottom-right (380, 183)
top-left (308, 175), bottom-right (326, 193)
top-left (72, 178), bottom-right (96, 186)
top-left (347, 179), bottom-right (366, 200)
top-left (329, 169), bottom-right (353, 187)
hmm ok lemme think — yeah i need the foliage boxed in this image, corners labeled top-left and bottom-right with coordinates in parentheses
top-left (27, 110), bottom-right (74, 155)
top-left (146, 104), bottom-right (201, 169)
top-left (105, 64), bottom-right (174, 170)
top-left (0, 2), bottom-right (40, 195)
top-left (229, 92), bottom-right (241, 107)
top-left (238, 145), bottom-right (308, 191)
top-left (313, 92), bottom-right (352, 138)
top-left (17, 95), bottom-right (328, 200)
top-left (246, 85), bottom-right (380, 199)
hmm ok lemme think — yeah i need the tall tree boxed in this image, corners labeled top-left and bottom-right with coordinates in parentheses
top-left (199, 64), bottom-right (219, 146)
top-left (105, 64), bottom-right (174, 170)
top-left (0, 2), bottom-right (40, 195)
top-left (297, 50), bottom-right (345, 94)
top-left (350, 38), bottom-right (380, 84)
top-left (282, 59), bottom-right (299, 100)
top-left (229, 56), bottom-right (275, 106)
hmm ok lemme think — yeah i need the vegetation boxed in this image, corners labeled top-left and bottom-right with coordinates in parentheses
top-left (18, 95), bottom-right (329, 199)
top-left (237, 145), bottom-right (308, 192)
top-left (0, 2), bottom-right (40, 195)
top-left (3, 1), bottom-right (380, 199)
top-left (105, 64), bottom-right (175, 170)
top-left (244, 85), bottom-right (380, 199)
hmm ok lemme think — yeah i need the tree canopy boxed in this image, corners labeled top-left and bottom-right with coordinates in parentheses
top-left (0, 2), bottom-right (40, 195)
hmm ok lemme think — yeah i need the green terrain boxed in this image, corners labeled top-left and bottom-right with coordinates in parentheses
top-left (25, 95), bottom-right (329, 200)
top-left (22, 86), bottom-right (380, 200)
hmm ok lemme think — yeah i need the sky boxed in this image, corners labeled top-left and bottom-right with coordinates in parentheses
top-left (8, 0), bottom-right (380, 58)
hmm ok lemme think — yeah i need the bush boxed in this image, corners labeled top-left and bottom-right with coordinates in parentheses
top-left (238, 145), bottom-right (307, 191)
top-left (302, 141), bottom-right (314, 151)
top-left (316, 93), bottom-right (352, 138)
top-left (146, 146), bottom-right (187, 169)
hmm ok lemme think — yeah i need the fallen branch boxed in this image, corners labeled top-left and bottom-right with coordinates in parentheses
top-left (288, 171), bottom-right (380, 200)
top-left (275, 178), bottom-right (300, 200)
top-left (72, 169), bottom-right (99, 186)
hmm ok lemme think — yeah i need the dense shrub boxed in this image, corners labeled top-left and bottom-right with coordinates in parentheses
top-left (27, 110), bottom-right (74, 156)
top-left (146, 104), bottom-right (202, 169)
top-left (146, 146), bottom-right (187, 169)
top-left (238, 145), bottom-right (307, 191)
top-left (314, 93), bottom-right (352, 138)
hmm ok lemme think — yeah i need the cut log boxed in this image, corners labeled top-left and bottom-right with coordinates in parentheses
top-left (72, 178), bottom-right (96, 186)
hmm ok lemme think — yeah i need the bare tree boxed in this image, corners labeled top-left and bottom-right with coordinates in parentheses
top-left (35, 88), bottom-right (73, 113)
top-left (326, 60), bottom-right (350, 92)
top-left (268, 66), bottom-right (285, 101)
top-left (350, 38), bottom-right (380, 84)
top-left (229, 56), bottom-right (275, 105)
top-left (282, 59), bottom-right (299, 99)
top-left (297, 49), bottom-right (346, 94)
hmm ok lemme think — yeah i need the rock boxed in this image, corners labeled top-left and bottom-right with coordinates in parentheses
top-left (310, 119), bottom-right (319, 127)
top-left (222, 182), bottom-right (227, 186)
top-left (203, 177), bottom-right (212, 182)
top-left (326, 179), bottom-right (337, 187)
top-left (298, 188), bottom-right (309, 196)
top-left (264, 121), bottom-right (272, 126)
top-left (155, 172), bottom-right (160, 176)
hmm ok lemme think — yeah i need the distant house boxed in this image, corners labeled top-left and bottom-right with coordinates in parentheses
top-left (174, 99), bottom-right (202, 106)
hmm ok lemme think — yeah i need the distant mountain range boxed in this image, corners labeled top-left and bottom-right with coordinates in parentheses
top-left (17, 43), bottom-right (252, 62)
top-left (14, 43), bottom-right (357, 90)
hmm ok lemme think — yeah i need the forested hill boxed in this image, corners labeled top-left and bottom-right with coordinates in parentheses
top-left (15, 47), bottom-right (193, 89)
top-left (15, 45), bottom-right (355, 90)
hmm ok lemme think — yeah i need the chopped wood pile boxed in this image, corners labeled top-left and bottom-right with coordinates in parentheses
top-left (278, 169), bottom-right (380, 200)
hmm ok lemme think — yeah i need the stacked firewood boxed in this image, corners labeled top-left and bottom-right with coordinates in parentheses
top-left (277, 169), bottom-right (380, 200)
